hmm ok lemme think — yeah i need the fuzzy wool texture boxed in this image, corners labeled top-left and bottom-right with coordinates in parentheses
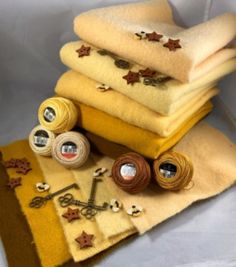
top-left (75, 101), bottom-right (213, 159)
top-left (36, 153), bottom-right (136, 263)
top-left (59, 41), bottom-right (236, 115)
top-left (73, 0), bottom-right (236, 82)
top-left (55, 70), bottom-right (218, 137)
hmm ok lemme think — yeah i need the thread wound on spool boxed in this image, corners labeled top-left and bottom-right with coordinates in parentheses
top-left (111, 152), bottom-right (151, 194)
top-left (29, 125), bottom-right (56, 156)
top-left (153, 151), bottom-right (194, 191)
top-left (52, 131), bottom-right (90, 169)
top-left (38, 97), bottom-right (78, 133)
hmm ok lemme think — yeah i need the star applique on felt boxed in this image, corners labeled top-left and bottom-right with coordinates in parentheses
top-left (139, 68), bottom-right (156, 78)
top-left (62, 208), bottom-right (80, 223)
top-left (146, 31), bottom-right (163, 42)
top-left (7, 177), bottom-right (22, 189)
top-left (76, 45), bottom-right (91, 57)
top-left (75, 231), bottom-right (94, 249)
top-left (163, 39), bottom-right (182, 51)
top-left (122, 71), bottom-right (140, 85)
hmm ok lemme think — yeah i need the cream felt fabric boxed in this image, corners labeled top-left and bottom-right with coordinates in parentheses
top-left (73, 0), bottom-right (236, 82)
top-left (36, 154), bottom-right (136, 262)
top-left (60, 41), bottom-right (236, 115)
top-left (55, 70), bottom-right (218, 137)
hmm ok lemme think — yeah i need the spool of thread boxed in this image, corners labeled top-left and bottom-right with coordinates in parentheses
top-left (52, 131), bottom-right (90, 169)
top-left (38, 97), bottom-right (78, 133)
top-left (153, 151), bottom-right (194, 191)
top-left (111, 152), bottom-right (151, 194)
top-left (29, 125), bottom-right (56, 156)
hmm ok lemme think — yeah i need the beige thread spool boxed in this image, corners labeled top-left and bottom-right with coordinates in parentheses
top-left (52, 131), bottom-right (90, 169)
top-left (29, 125), bottom-right (56, 156)
top-left (153, 151), bottom-right (194, 191)
top-left (38, 97), bottom-right (78, 133)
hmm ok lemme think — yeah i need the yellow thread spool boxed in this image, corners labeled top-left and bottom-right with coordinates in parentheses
top-left (38, 97), bottom-right (78, 133)
top-left (52, 131), bottom-right (90, 169)
top-left (29, 125), bottom-right (56, 156)
top-left (153, 151), bottom-right (194, 191)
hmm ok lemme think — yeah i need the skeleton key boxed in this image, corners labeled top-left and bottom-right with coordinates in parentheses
top-left (29, 183), bottom-right (79, 208)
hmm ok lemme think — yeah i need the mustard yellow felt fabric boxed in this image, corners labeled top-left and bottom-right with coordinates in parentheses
top-left (55, 70), bottom-right (218, 137)
top-left (0, 140), bottom-right (72, 267)
top-left (74, 0), bottom-right (236, 82)
top-left (36, 154), bottom-right (136, 262)
top-left (75, 101), bottom-right (213, 159)
top-left (60, 41), bottom-right (235, 115)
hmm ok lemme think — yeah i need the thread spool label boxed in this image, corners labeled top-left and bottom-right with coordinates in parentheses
top-left (61, 142), bottom-right (78, 159)
top-left (44, 107), bottom-right (56, 122)
top-left (34, 130), bottom-right (49, 147)
top-left (120, 163), bottom-right (136, 181)
top-left (159, 163), bottom-right (177, 178)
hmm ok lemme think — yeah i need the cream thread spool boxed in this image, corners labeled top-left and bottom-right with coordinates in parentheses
top-left (52, 131), bottom-right (90, 169)
top-left (38, 97), bottom-right (78, 133)
top-left (29, 125), bottom-right (56, 156)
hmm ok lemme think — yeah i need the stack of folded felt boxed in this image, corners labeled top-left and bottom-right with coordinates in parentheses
top-left (55, 0), bottom-right (236, 159)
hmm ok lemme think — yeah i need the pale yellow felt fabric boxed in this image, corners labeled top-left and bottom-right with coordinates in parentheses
top-left (73, 0), bottom-right (236, 82)
top-left (60, 41), bottom-right (236, 115)
top-left (36, 154), bottom-right (136, 262)
top-left (0, 141), bottom-right (72, 267)
top-left (75, 101), bottom-right (213, 159)
top-left (85, 122), bottom-right (236, 234)
top-left (55, 69), bottom-right (219, 137)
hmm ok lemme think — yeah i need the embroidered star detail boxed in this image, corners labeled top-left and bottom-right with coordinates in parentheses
top-left (76, 45), bottom-right (91, 57)
top-left (139, 68), bottom-right (156, 78)
top-left (122, 71), bottom-right (140, 85)
top-left (62, 208), bottom-right (80, 223)
top-left (7, 177), bottom-right (22, 189)
top-left (163, 39), bottom-right (182, 51)
top-left (146, 31), bottom-right (163, 42)
top-left (75, 231), bottom-right (94, 249)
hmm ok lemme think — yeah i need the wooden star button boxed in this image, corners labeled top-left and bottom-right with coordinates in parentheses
top-left (75, 231), bottom-right (94, 249)
top-left (146, 31), bottom-right (163, 42)
top-left (163, 39), bottom-right (182, 51)
top-left (4, 158), bottom-right (17, 168)
top-left (7, 177), bottom-right (22, 189)
top-left (122, 71), bottom-right (140, 85)
top-left (76, 45), bottom-right (91, 57)
top-left (139, 68), bottom-right (156, 78)
top-left (62, 208), bottom-right (80, 223)
top-left (16, 161), bottom-right (32, 175)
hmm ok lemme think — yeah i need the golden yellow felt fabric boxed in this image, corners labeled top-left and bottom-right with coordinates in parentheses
top-left (75, 101), bottom-right (213, 159)
top-left (55, 70), bottom-right (218, 137)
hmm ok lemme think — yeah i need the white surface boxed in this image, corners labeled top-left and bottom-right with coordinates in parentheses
top-left (0, 1), bottom-right (235, 267)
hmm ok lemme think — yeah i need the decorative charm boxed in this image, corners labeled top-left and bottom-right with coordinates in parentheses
top-left (114, 59), bottom-right (131, 69)
top-left (139, 68), bottom-right (156, 78)
top-left (163, 39), bottom-right (181, 51)
top-left (36, 182), bottom-right (50, 192)
top-left (110, 199), bottom-right (122, 213)
top-left (146, 31), bottom-right (163, 42)
top-left (76, 45), bottom-right (91, 57)
top-left (7, 177), bottom-right (22, 190)
top-left (126, 205), bottom-right (143, 217)
top-left (62, 207), bottom-right (80, 223)
top-left (75, 231), bottom-right (94, 249)
top-left (135, 31), bottom-right (147, 40)
top-left (96, 84), bottom-right (110, 92)
top-left (122, 71), bottom-right (140, 85)
top-left (93, 167), bottom-right (108, 177)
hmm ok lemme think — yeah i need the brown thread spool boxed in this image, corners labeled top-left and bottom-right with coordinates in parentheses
top-left (111, 152), bottom-right (151, 194)
top-left (153, 151), bottom-right (194, 191)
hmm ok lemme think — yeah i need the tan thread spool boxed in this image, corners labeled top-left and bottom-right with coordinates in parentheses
top-left (111, 152), bottom-right (151, 194)
top-left (29, 125), bottom-right (56, 156)
top-left (38, 97), bottom-right (78, 133)
top-left (153, 151), bottom-right (194, 191)
top-left (52, 131), bottom-right (90, 169)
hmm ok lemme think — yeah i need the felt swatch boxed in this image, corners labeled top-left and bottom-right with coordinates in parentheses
top-left (73, 0), bottom-right (236, 82)
top-left (60, 41), bottom-right (235, 115)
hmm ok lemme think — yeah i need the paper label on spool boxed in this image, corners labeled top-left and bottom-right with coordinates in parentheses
top-left (61, 142), bottom-right (78, 159)
top-left (43, 107), bottom-right (56, 122)
top-left (120, 163), bottom-right (136, 181)
top-left (33, 130), bottom-right (49, 147)
top-left (159, 163), bottom-right (177, 178)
